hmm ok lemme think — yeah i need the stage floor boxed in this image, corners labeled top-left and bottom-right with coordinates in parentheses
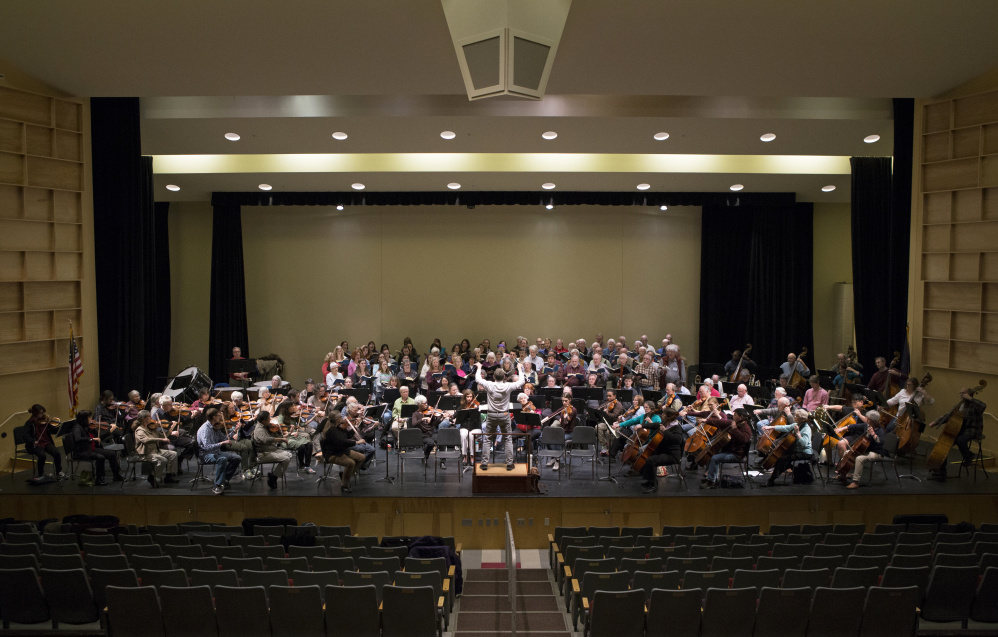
top-left (3, 443), bottom-right (996, 500)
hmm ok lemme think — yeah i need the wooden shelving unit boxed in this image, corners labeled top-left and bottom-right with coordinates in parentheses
top-left (919, 89), bottom-right (998, 373)
top-left (0, 86), bottom-right (85, 376)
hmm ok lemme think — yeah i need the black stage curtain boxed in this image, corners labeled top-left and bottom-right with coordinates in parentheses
top-left (699, 203), bottom-right (815, 373)
top-left (92, 98), bottom-right (170, 396)
top-left (208, 203), bottom-right (249, 384)
top-left (890, 98), bottom-right (914, 363)
top-left (212, 190), bottom-right (796, 209)
top-left (851, 151), bottom-right (910, 374)
top-left (152, 202), bottom-right (172, 386)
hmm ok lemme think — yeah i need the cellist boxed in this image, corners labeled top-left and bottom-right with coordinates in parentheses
top-left (839, 410), bottom-right (886, 489)
top-left (826, 394), bottom-right (870, 464)
top-left (639, 408), bottom-right (686, 494)
top-left (928, 387), bottom-right (987, 474)
top-left (702, 408), bottom-right (752, 489)
top-left (761, 409), bottom-right (812, 487)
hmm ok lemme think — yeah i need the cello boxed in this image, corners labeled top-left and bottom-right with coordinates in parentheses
top-left (896, 373), bottom-right (932, 455)
top-left (925, 380), bottom-right (987, 471)
top-left (759, 425), bottom-right (800, 471)
top-left (835, 427), bottom-right (873, 478)
top-left (694, 421), bottom-right (736, 466)
top-left (729, 344), bottom-right (752, 382)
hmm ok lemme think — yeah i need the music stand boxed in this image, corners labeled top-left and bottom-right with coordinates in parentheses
top-left (437, 395), bottom-right (461, 411)
top-left (341, 388), bottom-right (371, 404)
top-left (227, 359), bottom-right (256, 389)
top-left (456, 408), bottom-right (483, 473)
top-left (528, 394), bottom-right (547, 410)
top-left (615, 388), bottom-right (634, 403)
top-left (641, 389), bottom-right (663, 403)
top-left (540, 387), bottom-right (562, 401)
top-left (382, 388), bottom-right (401, 406)
top-left (896, 402), bottom-right (925, 483)
top-left (846, 384), bottom-right (889, 408)
top-left (571, 386), bottom-right (589, 400)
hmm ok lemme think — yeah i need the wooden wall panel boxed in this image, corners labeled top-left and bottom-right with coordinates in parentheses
top-left (0, 151), bottom-right (24, 184)
top-left (25, 156), bottom-right (82, 191)
top-left (922, 158), bottom-right (979, 192)
top-left (0, 86), bottom-right (51, 125)
top-left (24, 124), bottom-right (53, 157)
top-left (0, 220), bottom-right (50, 251)
top-left (953, 90), bottom-right (998, 128)
top-left (0, 119), bottom-right (23, 153)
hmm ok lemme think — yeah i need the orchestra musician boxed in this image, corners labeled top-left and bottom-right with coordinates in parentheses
top-left (728, 384), bottom-right (755, 411)
top-left (839, 411), bottom-right (887, 489)
top-left (229, 346), bottom-right (250, 383)
top-left (93, 390), bottom-right (124, 444)
top-left (723, 349), bottom-right (755, 380)
top-left (458, 388), bottom-right (482, 468)
top-left (410, 394), bottom-right (446, 463)
top-left (639, 407), bottom-right (686, 494)
top-left (71, 410), bottom-right (123, 485)
top-left (780, 352), bottom-right (810, 380)
top-left (220, 400), bottom-right (255, 477)
top-left (803, 375), bottom-right (829, 411)
top-left (344, 402), bottom-right (378, 470)
top-left (319, 412), bottom-right (364, 493)
top-left (753, 397), bottom-right (794, 439)
top-left (868, 356), bottom-right (906, 395)
top-left (702, 408), bottom-right (752, 489)
top-left (22, 404), bottom-right (64, 479)
top-left (826, 394), bottom-right (872, 462)
top-left (195, 407), bottom-right (240, 495)
top-left (134, 410), bottom-right (179, 488)
top-left (544, 388), bottom-right (579, 472)
top-left (389, 386), bottom-right (416, 436)
top-left (761, 409), bottom-right (813, 487)
top-left (608, 394), bottom-right (647, 461)
top-left (252, 412), bottom-right (292, 490)
top-left (123, 390), bottom-right (144, 424)
top-left (928, 387), bottom-right (987, 472)
top-left (274, 397), bottom-right (316, 474)
top-left (887, 377), bottom-right (934, 421)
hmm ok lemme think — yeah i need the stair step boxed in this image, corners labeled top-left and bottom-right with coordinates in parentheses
top-left (462, 581), bottom-right (553, 596)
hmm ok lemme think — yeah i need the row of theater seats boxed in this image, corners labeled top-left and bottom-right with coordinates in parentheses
top-left (0, 521), bottom-right (458, 635)
top-left (549, 522), bottom-right (998, 635)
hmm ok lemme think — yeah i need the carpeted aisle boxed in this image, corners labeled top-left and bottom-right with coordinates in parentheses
top-left (454, 567), bottom-right (570, 637)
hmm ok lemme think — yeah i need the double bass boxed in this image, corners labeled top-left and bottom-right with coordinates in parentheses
top-left (729, 344), bottom-right (752, 382)
top-left (788, 347), bottom-right (809, 391)
top-left (895, 373), bottom-right (932, 455)
top-left (925, 380), bottom-right (987, 471)
top-left (885, 351), bottom-right (903, 398)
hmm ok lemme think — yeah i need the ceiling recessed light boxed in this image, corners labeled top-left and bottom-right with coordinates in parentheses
top-left (258, 184), bottom-right (272, 191)
top-left (760, 133), bottom-right (776, 142)
top-left (447, 183), bottom-right (461, 190)
top-left (730, 184), bottom-right (744, 191)
top-left (332, 132), bottom-right (348, 140)
top-left (864, 134), bottom-right (881, 143)
top-left (351, 183), bottom-right (365, 190)
top-left (541, 131), bottom-right (558, 140)
top-left (636, 183), bottom-right (650, 191)
top-left (336, 204), bottom-right (344, 211)
top-left (440, 131), bottom-right (456, 140)
top-left (542, 183), bottom-right (556, 190)
top-left (653, 132), bottom-right (670, 141)
top-left (224, 132), bottom-right (240, 141)
top-left (545, 203), bottom-right (554, 210)
top-left (165, 184), bottom-right (180, 192)
top-left (822, 185), bottom-right (837, 192)
top-left (660, 205), bottom-right (668, 211)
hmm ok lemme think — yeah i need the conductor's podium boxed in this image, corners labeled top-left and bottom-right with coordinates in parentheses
top-left (472, 463), bottom-right (536, 494)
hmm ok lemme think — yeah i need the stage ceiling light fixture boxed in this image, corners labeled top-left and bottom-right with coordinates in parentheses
top-left (440, 130), bottom-right (457, 139)
top-left (864, 134), bottom-right (881, 143)
top-left (442, 0), bottom-right (571, 100)
top-left (332, 132), bottom-right (348, 140)
top-left (542, 182), bottom-right (556, 189)
top-left (653, 132), bottom-right (670, 141)
top-left (822, 185), bottom-right (836, 192)
top-left (760, 133), bottom-right (776, 142)
top-left (165, 184), bottom-right (180, 191)
top-left (258, 184), bottom-right (272, 190)
top-left (224, 132), bottom-right (240, 141)
top-left (730, 184), bottom-right (744, 191)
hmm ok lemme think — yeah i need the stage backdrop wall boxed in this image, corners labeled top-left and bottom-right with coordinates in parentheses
top-left (169, 204), bottom-right (703, 383)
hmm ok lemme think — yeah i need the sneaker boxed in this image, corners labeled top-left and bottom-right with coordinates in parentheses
top-left (546, 458), bottom-right (555, 467)
top-left (304, 467), bottom-right (316, 474)
top-left (94, 477), bottom-right (107, 486)
top-left (440, 460), bottom-right (447, 470)
top-left (846, 482), bottom-right (860, 489)
top-left (506, 463), bottom-right (515, 471)
top-left (480, 463), bottom-right (489, 471)
top-left (243, 470), bottom-right (255, 480)
top-left (552, 461), bottom-right (559, 471)
top-left (212, 485), bottom-right (224, 495)
top-left (57, 471), bottom-right (66, 479)
top-left (642, 484), bottom-right (658, 494)
top-left (267, 473), bottom-right (278, 489)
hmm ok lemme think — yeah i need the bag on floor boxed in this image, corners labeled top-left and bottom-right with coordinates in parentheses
top-left (78, 469), bottom-right (95, 487)
top-left (792, 461), bottom-right (814, 484)
top-left (720, 475), bottom-right (744, 489)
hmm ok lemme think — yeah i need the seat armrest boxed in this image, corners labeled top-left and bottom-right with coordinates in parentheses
top-left (447, 564), bottom-right (455, 577)
top-left (442, 579), bottom-right (450, 592)
top-left (571, 578), bottom-right (580, 593)
top-left (548, 533), bottom-right (555, 543)
top-left (582, 596), bottom-right (589, 610)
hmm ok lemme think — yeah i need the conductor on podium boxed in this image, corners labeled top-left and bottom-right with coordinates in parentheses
top-left (476, 359), bottom-right (525, 471)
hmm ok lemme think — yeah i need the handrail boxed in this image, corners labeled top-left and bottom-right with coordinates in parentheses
top-left (505, 511), bottom-right (517, 637)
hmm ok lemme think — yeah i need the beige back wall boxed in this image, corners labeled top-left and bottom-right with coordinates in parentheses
top-left (812, 202), bottom-right (853, 368)
top-left (235, 204), bottom-right (702, 383)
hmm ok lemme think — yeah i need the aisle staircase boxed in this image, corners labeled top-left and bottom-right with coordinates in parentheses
top-left (454, 567), bottom-right (570, 637)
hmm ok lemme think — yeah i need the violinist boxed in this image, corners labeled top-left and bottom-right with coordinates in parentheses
top-left (802, 375), bottom-right (829, 412)
top-left (22, 404), bottom-right (64, 479)
top-left (639, 407), bottom-right (686, 494)
top-left (151, 396), bottom-right (196, 466)
top-left (190, 388), bottom-right (219, 416)
top-left (222, 400), bottom-right (255, 476)
top-left (256, 388), bottom-right (279, 418)
top-left (761, 409), bottom-right (812, 487)
top-left (515, 392), bottom-right (543, 452)
top-left (840, 410), bottom-right (886, 488)
top-left (71, 410), bottom-right (123, 484)
top-left (458, 388), bottom-right (482, 467)
top-left (93, 390), bottom-right (124, 443)
top-left (928, 387), bottom-right (987, 471)
top-left (344, 402), bottom-right (378, 470)
top-left (702, 408), bottom-right (752, 489)
top-left (659, 383), bottom-right (683, 414)
top-left (319, 413), bottom-right (365, 493)
top-left (274, 396), bottom-right (315, 474)
top-left (123, 390), bottom-right (144, 424)
top-left (195, 407), bottom-right (240, 495)
top-left (252, 412), bottom-right (292, 489)
top-left (301, 378), bottom-right (317, 402)
top-left (411, 395), bottom-right (445, 462)
top-left (134, 410), bottom-right (179, 487)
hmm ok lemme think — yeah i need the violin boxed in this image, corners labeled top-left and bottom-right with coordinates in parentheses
top-left (168, 403), bottom-right (191, 418)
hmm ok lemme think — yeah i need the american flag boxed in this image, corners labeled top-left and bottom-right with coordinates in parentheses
top-left (68, 323), bottom-right (82, 416)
